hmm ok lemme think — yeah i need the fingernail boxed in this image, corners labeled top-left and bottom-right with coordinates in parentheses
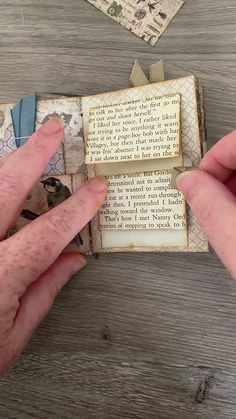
top-left (41, 117), bottom-right (64, 134)
top-left (176, 171), bottom-right (192, 189)
top-left (71, 256), bottom-right (87, 274)
top-left (88, 176), bottom-right (107, 192)
top-left (171, 167), bottom-right (197, 190)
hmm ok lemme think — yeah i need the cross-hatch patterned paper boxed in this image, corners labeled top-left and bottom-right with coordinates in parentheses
top-left (86, 0), bottom-right (184, 45)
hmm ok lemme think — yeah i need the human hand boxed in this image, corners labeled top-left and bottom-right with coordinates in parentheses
top-left (0, 118), bottom-right (107, 375)
top-left (177, 131), bottom-right (236, 277)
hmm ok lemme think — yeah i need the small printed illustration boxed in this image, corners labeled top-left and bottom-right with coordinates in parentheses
top-left (41, 112), bottom-right (73, 127)
top-left (8, 175), bottom-right (84, 247)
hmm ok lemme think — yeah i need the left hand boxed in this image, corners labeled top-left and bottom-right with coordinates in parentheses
top-left (0, 117), bottom-right (107, 375)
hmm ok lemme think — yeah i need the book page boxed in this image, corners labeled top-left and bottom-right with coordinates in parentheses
top-left (98, 170), bottom-right (187, 248)
top-left (100, 171), bottom-right (186, 231)
top-left (95, 155), bottom-right (183, 176)
top-left (85, 94), bottom-right (180, 164)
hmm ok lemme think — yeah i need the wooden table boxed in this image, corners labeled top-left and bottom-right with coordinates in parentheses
top-left (1, 1), bottom-right (236, 417)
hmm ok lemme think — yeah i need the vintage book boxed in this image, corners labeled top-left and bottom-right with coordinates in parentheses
top-left (0, 74), bottom-right (208, 254)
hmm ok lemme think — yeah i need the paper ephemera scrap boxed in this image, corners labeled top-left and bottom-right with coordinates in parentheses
top-left (99, 170), bottom-right (186, 230)
top-left (85, 93), bottom-right (180, 164)
top-left (86, 0), bottom-right (184, 46)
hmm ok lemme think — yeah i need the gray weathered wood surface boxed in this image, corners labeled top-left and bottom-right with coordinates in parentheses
top-left (1, 0), bottom-right (236, 417)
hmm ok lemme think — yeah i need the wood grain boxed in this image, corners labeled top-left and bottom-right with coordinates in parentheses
top-left (0, 0), bottom-right (236, 417)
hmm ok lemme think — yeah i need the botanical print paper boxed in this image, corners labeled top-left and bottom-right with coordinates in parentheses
top-left (85, 0), bottom-right (184, 46)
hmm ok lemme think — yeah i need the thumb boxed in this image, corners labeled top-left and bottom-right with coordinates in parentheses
top-left (12, 253), bottom-right (86, 350)
top-left (177, 169), bottom-right (236, 277)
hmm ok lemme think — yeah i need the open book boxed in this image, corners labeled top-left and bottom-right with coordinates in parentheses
top-left (0, 75), bottom-right (208, 254)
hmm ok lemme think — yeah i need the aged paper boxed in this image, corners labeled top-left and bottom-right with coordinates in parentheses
top-left (63, 135), bottom-right (86, 174)
top-left (95, 154), bottom-right (183, 176)
top-left (85, 0), bottom-right (184, 46)
top-left (85, 93), bottom-right (180, 164)
top-left (83, 76), bottom-right (208, 252)
top-left (35, 97), bottom-right (83, 175)
top-left (99, 170), bottom-right (186, 230)
top-left (0, 97), bottom-right (84, 176)
top-left (101, 226), bottom-right (187, 248)
top-left (0, 97), bottom-right (91, 254)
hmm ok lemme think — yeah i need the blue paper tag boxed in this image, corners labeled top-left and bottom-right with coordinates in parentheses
top-left (10, 93), bottom-right (36, 147)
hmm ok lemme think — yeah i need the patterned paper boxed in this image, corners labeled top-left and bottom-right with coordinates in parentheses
top-left (0, 97), bottom-right (84, 176)
top-left (86, 0), bottom-right (184, 46)
top-left (0, 97), bottom-right (91, 255)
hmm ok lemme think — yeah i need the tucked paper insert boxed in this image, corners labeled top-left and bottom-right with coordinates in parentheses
top-left (85, 93), bottom-right (180, 164)
top-left (100, 170), bottom-right (186, 230)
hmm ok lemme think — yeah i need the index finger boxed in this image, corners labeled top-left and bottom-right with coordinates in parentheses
top-left (0, 118), bottom-right (64, 238)
top-left (1, 176), bottom-right (107, 292)
top-left (200, 130), bottom-right (236, 182)
top-left (177, 169), bottom-right (236, 277)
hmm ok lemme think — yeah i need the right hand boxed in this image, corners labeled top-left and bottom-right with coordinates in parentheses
top-left (177, 131), bottom-right (236, 278)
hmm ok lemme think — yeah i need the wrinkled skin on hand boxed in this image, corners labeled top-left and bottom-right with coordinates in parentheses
top-left (0, 118), bottom-right (107, 375)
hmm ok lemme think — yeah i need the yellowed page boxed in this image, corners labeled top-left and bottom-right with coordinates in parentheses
top-left (99, 170), bottom-right (187, 248)
top-left (101, 229), bottom-right (187, 249)
top-left (95, 155), bottom-right (183, 176)
top-left (100, 171), bottom-right (186, 231)
top-left (85, 93), bottom-right (180, 164)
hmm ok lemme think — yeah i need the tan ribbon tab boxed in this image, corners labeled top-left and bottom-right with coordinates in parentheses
top-left (130, 59), bottom-right (165, 87)
top-left (130, 59), bottom-right (150, 87)
top-left (150, 60), bottom-right (165, 83)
